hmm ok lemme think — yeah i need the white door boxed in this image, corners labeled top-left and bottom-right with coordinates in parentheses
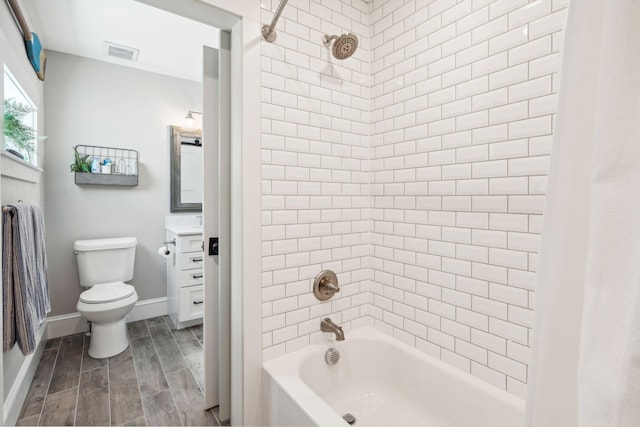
top-left (202, 33), bottom-right (231, 421)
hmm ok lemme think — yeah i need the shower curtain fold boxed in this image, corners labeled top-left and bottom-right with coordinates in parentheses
top-left (2, 203), bottom-right (51, 355)
top-left (526, 1), bottom-right (640, 426)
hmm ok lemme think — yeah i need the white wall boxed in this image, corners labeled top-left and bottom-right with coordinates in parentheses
top-left (368, 0), bottom-right (566, 398)
top-left (260, 0), bottom-right (568, 397)
top-left (0, 1), bottom-right (45, 200)
top-left (43, 51), bottom-right (201, 316)
top-left (0, 0), bottom-right (46, 417)
top-left (260, 0), bottom-right (373, 360)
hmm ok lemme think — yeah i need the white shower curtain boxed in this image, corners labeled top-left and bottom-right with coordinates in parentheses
top-left (526, 1), bottom-right (640, 426)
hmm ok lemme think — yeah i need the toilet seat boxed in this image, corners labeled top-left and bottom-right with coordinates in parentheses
top-left (80, 282), bottom-right (135, 304)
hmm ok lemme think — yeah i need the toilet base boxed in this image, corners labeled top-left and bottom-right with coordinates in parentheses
top-left (88, 318), bottom-right (129, 359)
top-left (77, 291), bottom-right (138, 359)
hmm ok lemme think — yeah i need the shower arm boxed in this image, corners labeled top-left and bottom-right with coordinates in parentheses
top-left (322, 34), bottom-right (339, 47)
top-left (262, 0), bottom-right (289, 43)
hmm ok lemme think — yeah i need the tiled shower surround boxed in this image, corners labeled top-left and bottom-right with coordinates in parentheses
top-left (261, 0), bottom-right (567, 398)
top-left (261, 0), bottom-right (372, 359)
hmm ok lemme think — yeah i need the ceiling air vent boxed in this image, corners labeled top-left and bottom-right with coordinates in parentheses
top-left (104, 41), bottom-right (139, 62)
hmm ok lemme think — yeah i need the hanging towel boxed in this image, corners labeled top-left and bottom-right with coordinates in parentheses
top-left (29, 203), bottom-right (50, 320)
top-left (2, 203), bottom-right (51, 355)
top-left (2, 209), bottom-right (17, 352)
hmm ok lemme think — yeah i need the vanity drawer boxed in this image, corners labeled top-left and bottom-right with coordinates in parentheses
top-left (179, 252), bottom-right (204, 270)
top-left (180, 269), bottom-right (203, 287)
top-left (178, 235), bottom-right (203, 253)
top-left (178, 285), bottom-right (204, 322)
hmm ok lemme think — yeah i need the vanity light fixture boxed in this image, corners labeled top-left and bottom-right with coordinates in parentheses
top-left (184, 110), bottom-right (202, 129)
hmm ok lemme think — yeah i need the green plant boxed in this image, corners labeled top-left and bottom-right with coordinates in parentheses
top-left (3, 98), bottom-right (40, 158)
top-left (70, 147), bottom-right (91, 172)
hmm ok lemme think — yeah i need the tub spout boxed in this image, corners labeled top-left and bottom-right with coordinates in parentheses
top-left (320, 318), bottom-right (345, 341)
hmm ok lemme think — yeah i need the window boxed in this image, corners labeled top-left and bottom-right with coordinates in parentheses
top-left (3, 65), bottom-right (38, 165)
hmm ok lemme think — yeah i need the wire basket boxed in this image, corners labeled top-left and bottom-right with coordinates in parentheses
top-left (74, 145), bottom-right (139, 186)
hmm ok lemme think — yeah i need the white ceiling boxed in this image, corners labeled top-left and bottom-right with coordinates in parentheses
top-left (25, 0), bottom-right (220, 82)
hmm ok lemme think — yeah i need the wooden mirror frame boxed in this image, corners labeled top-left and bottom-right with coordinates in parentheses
top-left (170, 125), bottom-right (203, 212)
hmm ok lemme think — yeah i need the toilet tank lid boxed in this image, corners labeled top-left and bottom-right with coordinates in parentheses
top-left (73, 237), bottom-right (137, 252)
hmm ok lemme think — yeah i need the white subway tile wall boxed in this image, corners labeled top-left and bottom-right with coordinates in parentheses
top-left (261, 0), bottom-right (567, 397)
top-left (370, 0), bottom-right (566, 397)
top-left (261, 0), bottom-right (372, 362)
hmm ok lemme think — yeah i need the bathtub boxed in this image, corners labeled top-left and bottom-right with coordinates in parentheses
top-left (263, 327), bottom-right (525, 426)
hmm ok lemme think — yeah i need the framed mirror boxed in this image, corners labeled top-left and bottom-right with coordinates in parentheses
top-left (170, 125), bottom-right (203, 212)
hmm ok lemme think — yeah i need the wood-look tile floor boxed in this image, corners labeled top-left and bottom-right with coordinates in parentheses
top-left (16, 316), bottom-right (221, 426)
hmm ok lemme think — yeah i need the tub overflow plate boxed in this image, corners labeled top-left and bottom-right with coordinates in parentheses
top-left (325, 347), bottom-right (340, 365)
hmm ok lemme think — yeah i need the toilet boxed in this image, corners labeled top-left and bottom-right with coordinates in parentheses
top-left (74, 237), bottom-right (139, 359)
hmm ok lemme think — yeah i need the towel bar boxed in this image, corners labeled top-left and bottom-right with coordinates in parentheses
top-left (2, 200), bottom-right (24, 212)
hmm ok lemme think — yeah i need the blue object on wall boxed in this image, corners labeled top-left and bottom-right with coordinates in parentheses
top-left (6, 0), bottom-right (47, 81)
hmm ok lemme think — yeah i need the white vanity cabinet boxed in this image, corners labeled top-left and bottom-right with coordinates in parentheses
top-left (166, 228), bottom-right (204, 329)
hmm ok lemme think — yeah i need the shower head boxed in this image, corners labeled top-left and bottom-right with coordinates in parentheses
top-left (322, 33), bottom-right (359, 60)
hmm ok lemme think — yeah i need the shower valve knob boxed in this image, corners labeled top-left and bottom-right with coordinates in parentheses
top-left (313, 270), bottom-right (339, 301)
top-left (320, 279), bottom-right (338, 292)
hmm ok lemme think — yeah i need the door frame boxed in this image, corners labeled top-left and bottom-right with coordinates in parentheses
top-left (134, 1), bottom-right (262, 425)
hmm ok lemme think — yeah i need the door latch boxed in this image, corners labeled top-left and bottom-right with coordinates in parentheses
top-left (209, 237), bottom-right (219, 256)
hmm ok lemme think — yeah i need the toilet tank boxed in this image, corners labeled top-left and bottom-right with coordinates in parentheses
top-left (74, 237), bottom-right (137, 287)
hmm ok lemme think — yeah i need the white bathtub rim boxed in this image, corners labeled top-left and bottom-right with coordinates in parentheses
top-left (264, 337), bottom-right (348, 426)
top-left (355, 328), bottom-right (526, 410)
top-left (263, 327), bottom-right (525, 425)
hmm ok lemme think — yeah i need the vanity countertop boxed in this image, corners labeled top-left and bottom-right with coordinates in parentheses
top-left (166, 225), bottom-right (203, 236)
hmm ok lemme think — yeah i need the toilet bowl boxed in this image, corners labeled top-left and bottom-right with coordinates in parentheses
top-left (77, 282), bottom-right (138, 358)
top-left (74, 237), bottom-right (138, 359)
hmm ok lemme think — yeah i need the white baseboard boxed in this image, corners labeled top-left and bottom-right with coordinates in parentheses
top-left (46, 297), bottom-right (168, 339)
top-left (46, 312), bottom-right (89, 339)
top-left (3, 325), bottom-right (47, 426)
top-left (125, 297), bottom-right (168, 323)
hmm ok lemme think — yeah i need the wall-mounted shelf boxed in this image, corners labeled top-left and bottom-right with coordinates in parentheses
top-left (74, 145), bottom-right (139, 187)
top-left (74, 172), bottom-right (138, 186)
